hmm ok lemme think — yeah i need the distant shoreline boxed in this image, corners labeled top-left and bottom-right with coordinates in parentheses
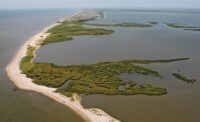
top-left (6, 10), bottom-right (120, 122)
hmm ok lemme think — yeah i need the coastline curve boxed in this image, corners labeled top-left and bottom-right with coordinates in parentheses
top-left (6, 10), bottom-right (120, 122)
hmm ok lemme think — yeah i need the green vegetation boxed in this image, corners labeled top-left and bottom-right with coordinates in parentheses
top-left (166, 23), bottom-right (200, 29)
top-left (42, 22), bottom-right (114, 45)
top-left (20, 45), bottom-right (189, 96)
top-left (84, 22), bottom-right (153, 28)
top-left (56, 90), bottom-right (74, 97)
top-left (22, 47), bottom-right (163, 88)
top-left (20, 46), bottom-right (36, 73)
top-left (149, 21), bottom-right (158, 25)
top-left (184, 28), bottom-right (200, 31)
top-left (172, 73), bottom-right (197, 84)
top-left (121, 58), bottom-right (189, 64)
top-left (166, 23), bottom-right (200, 32)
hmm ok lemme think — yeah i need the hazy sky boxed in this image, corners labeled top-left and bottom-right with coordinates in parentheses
top-left (0, 0), bottom-right (200, 9)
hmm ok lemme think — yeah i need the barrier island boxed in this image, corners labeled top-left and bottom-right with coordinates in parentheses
top-left (7, 10), bottom-right (191, 122)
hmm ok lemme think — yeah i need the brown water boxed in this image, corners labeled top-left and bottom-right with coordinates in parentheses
top-left (35, 9), bottom-right (200, 122)
top-left (0, 9), bottom-right (85, 122)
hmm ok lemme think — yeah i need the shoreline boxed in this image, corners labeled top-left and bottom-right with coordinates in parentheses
top-left (6, 10), bottom-right (120, 122)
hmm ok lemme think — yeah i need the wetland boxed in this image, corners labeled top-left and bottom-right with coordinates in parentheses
top-left (34, 10), bottom-right (200, 122)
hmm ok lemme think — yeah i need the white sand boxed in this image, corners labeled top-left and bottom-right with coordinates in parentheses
top-left (6, 11), bottom-right (120, 122)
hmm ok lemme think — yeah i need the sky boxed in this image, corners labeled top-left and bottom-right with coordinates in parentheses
top-left (0, 0), bottom-right (200, 9)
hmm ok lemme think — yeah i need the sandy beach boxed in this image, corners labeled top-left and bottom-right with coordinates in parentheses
top-left (6, 10), bottom-right (120, 122)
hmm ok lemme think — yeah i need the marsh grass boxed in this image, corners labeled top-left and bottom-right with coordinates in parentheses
top-left (172, 73), bottom-right (196, 84)
top-left (42, 22), bottom-right (114, 45)
top-left (149, 21), bottom-right (158, 25)
top-left (84, 22), bottom-right (153, 28)
top-left (20, 46), bottom-right (36, 73)
top-left (184, 28), bottom-right (200, 31)
top-left (166, 23), bottom-right (200, 29)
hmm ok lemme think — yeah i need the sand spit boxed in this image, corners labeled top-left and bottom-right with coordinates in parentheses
top-left (6, 10), bottom-right (120, 122)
